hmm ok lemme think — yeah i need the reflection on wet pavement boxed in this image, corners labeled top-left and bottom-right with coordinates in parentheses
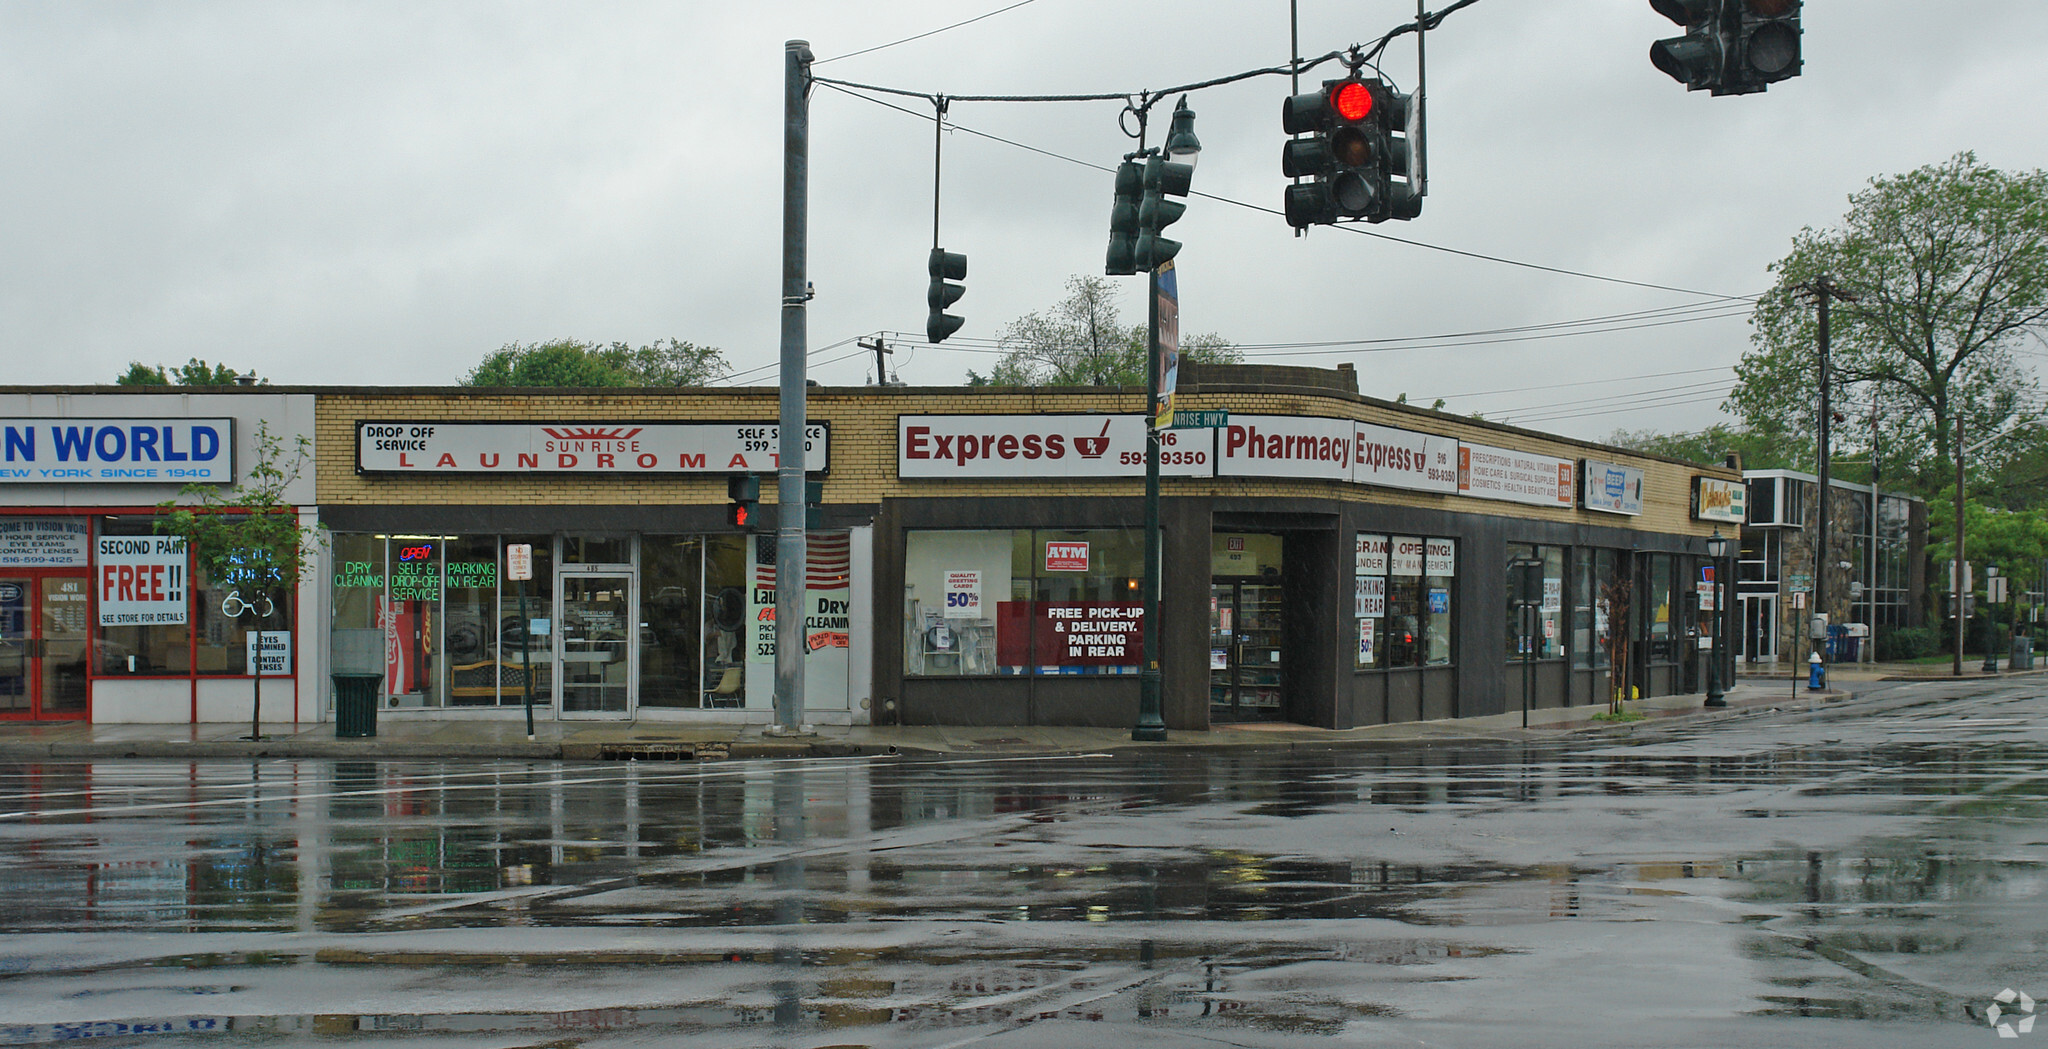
top-left (1, 682), bottom-right (2045, 1045)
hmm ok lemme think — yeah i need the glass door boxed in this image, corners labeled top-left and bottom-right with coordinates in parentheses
top-left (558, 573), bottom-right (634, 718)
top-left (0, 573), bottom-right (90, 721)
top-left (0, 578), bottom-right (28, 717)
top-left (1209, 580), bottom-right (1286, 723)
top-left (38, 576), bottom-right (89, 718)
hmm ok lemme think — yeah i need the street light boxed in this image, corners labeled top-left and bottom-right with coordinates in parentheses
top-left (1704, 529), bottom-right (1729, 707)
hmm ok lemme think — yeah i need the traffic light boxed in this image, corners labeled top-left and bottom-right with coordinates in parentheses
top-left (927, 247), bottom-right (966, 343)
top-left (1651, 0), bottom-right (1801, 95)
top-left (726, 474), bottom-right (758, 530)
top-left (1104, 159), bottom-right (1142, 276)
top-left (1731, 0), bottom-right (1801, 90)
top-left (1372, 82), bottom-right (1422, 222)
top-left (1649, 0), bottom-right (1723, 92)
top-left (1136, 153), bottom-right (1193, 269)
top-left (1282, 77), bottom-right (1419, 227)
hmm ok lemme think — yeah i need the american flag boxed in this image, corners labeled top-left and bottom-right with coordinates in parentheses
top-left (754, 532), bottom-right (850, 591)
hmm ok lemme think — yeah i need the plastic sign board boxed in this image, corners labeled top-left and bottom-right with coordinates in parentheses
top-left (1694, 476), bottom-right (1747, 523)
top-left (246, 631), bottom-right (292, 676)
top-left (357, 422), bottom-right (829, 474)
top-left (1458, 443), bottom-right (1575, 508)
top-left (1044, 542), bottom-right (1090, 572)
top-left (1581, 458), bottom-right (1646, 516)
top-left (0, 419), bottom-right (234, 484)
top-left (899, 415), bottom-right (1209, 479)
top-left (0, 519), bottom-right (90, 567)
top-left (96, 535), bottom-right (188, 626)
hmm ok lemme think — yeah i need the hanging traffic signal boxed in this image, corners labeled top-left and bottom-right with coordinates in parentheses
top-left (1104, 159), bottom-right (1143, 276)
top-left (926, 247), bottom-right (966, 343)
top-left (1651, 0), bottom-right (1801, 95)
top-left (727, 474), bottom-right (758, 529)
top-left (1650, 0), bottom-right (1723, 91)
top-left (1136, 153), bottom-right (1193, 269)
top-left (1731, 0), bottom-right (1801, 90)
top-left (1372, 83), bottom-right (1422, 222)
top-left (1282, 78), bottom-right (1416, 227)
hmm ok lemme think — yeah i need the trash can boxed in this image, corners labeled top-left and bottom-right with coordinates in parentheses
top-left (333, 673), bottom-right (383, 738)
top-left (2012, 635), bottom-right (2034, 671)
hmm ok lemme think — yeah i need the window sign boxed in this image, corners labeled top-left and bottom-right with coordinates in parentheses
top-left (1427, 588), bottom-right (1451, 615)
top-left (1356, 575), bottom-right (1386, 618)
top-left (96, 534), bottom-right (188, 626)
top-left (1425, 538), bottom-right (1456, 576)
top-left (246, 630), bottom-right (292, 676)
top-left (1391, 536), bottom-right (1425, 577)
top-left (1356, 534), bottom-right (1389, 575)
top-left (0, 519), bottom-right (90, 567)
top-left (943, 571), bottom-right (982, 619)
top-left (1045, 542), bottom-right (1090, 572)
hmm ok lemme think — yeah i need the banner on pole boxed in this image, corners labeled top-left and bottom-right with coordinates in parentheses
top-left (1153, 261), bottom-right (1179, 430)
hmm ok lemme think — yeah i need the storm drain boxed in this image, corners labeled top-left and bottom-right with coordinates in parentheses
top-left (595, 742), bottom-right (729, 762)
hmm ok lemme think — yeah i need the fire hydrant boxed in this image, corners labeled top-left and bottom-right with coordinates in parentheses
top-left (1807, 651), bottom-right (1826, 691)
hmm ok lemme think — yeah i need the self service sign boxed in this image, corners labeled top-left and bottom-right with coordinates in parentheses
top-left (1, 419), bottom-right (235, 484)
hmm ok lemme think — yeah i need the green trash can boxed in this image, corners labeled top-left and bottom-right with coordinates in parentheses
top-left (333, 673), bottom-right (383, 738)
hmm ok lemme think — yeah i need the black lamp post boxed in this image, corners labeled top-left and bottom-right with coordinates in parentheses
top-left (1704, 529), bottom-right (1729, 707)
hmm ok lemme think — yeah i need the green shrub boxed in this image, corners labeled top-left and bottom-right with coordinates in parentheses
top-left (1877, 626), bottom-right (1940, 661)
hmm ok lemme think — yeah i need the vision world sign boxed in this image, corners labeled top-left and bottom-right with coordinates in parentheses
top-left (357, 422), bottom-right (831, 474)
top-left (0, 419), bottom-right (235, 484)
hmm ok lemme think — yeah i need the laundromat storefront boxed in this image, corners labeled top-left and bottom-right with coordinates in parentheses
top-left (319, 408), bottom-right (871, 723)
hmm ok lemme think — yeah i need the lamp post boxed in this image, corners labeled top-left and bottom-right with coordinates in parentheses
top-left (1703, 529), bottom-right (1729, 707)
top-left (1132, 98), bottom-right (1198, 743)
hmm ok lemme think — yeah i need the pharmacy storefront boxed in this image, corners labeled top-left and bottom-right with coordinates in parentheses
top-left (0, 391), bottom-right (318, 723)
top-left (322, 412), bottom-right (872, 723)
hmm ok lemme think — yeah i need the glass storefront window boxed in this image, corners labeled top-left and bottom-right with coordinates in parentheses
top-left (640, 535), bottom-right (704, 709)
top-left (442, 536), bottom-right (500, 706)
top-left (501, 535), bottom-right (553, 707)
top-left (1573, 549), bottom-right (1620, 668)
top-left (330, 532), bottom-right (386, 677)
top-left (1354, 534), bottom-right (1387, 670)
top-left (1506, 544), bottom-right (1565, 661)
top-left (95, 517), bottom-right (192, 675)
top-left (905, 528), bottom-right (1144, 677)
top-left (1647, 553), bottom-right (1675, 661)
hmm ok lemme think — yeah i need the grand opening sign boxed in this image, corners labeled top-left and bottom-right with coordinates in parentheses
top-left (357, 421), bottom-right (830, 474)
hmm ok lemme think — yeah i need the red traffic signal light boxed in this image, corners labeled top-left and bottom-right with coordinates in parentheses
top-left (1330, 80), bottom-right (1373, 122)
top-left (727, 502), bottom-right (752, 529)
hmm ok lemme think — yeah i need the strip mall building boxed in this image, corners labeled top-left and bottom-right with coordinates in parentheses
top-left (2, 364), bottom-right (1743, 730)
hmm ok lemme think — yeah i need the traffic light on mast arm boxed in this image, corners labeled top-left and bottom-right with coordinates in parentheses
top-left (1136, 153), bottom-right (1193, 269)
top-left (1105, 159), bottom-right (1143, 276)
top-left (727, 474), bottom-right (758, 530)
top-left (927, 247), bottom-right (966, 343)
top-left (1282, 77), bottom-right (1420, 227)
top-left (1651, 0), bottom-right (1800, 95)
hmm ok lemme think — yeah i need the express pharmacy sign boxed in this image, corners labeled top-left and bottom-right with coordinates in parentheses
top-left (0, 419), bottom-right (234, 484)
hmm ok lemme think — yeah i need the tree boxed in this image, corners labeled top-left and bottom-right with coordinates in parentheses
top-left (154, 423), bottom-right (320, 740)
top-left (1606, 422), bottom-right (1801, 471)
top-left (972, 275), bottom-right (1241, 386)
top-left (116, 358), bottom-right (260, 386)
top-left (1728, 153), bottom-right (2048, 497)
top-left (461, 338), bottom-right (730, 387)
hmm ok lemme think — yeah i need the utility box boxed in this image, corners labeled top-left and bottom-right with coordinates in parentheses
top-left (1809, 613), bottom-right (1829, 640)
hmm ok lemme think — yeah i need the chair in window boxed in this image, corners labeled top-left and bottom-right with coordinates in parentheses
top-left (707, 666), bottom-right (743, 708)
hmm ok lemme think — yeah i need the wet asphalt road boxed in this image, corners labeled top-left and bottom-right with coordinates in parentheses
top-left (2, 679), bottom-right (2045, 1047)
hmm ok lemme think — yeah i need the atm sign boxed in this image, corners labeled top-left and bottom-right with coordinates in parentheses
top-left (1045, 542), bottom-right (1090, 572)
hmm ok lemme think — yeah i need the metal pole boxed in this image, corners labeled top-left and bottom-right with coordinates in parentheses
top-left (521, 578), bottom-right (534, 740)
top-left (1955, 413), bottom-right (1966, 676)
top-left (1868, 399), bottom-right (1880, 665)
top-left (1814, 279), bottom-right (1832, 681)
top-left (774, 39), bottom-right (812, 734)
top-left (1133, 262), bottom-right (1167, 741)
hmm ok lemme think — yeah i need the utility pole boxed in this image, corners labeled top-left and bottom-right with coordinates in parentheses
top-left (859, 336), bottom-right (893, 385)
top-left (1801, 275), bottom-right (1857, 679)
top-left (773, 39), bottom-right (813, 735)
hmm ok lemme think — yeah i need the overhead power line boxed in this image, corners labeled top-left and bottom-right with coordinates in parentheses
top-left (816, 0), bottom-right (1041, 65)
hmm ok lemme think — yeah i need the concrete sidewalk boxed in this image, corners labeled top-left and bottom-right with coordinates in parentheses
top-left (0, 680), bottom-right (1842, 762)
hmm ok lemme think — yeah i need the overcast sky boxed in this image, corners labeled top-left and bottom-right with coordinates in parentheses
top-left (4, 1), bottom-right (2044, 442)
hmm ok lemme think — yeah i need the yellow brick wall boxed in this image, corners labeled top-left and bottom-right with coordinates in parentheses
top-left (315, 387), bottom-right (1737, 539)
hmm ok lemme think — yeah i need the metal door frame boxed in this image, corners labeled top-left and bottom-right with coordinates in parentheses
top-left (554, 567), bottom-right (638, 720)
top-left (1741, 593), bottom-right (1778, 664)
top-left (0, 569), bottom-right (92, 722)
